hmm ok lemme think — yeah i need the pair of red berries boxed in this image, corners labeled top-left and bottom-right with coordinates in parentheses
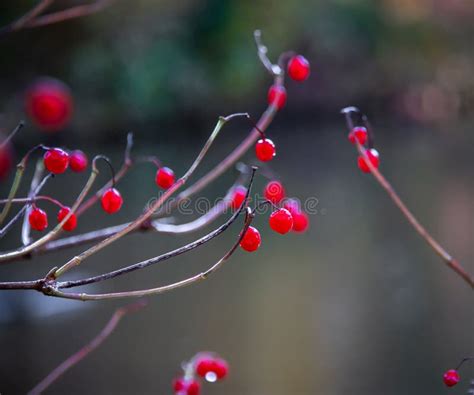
top-left (26, 78), bottom-right (73, 132)
top-left (347, 126), bottom-right (380, 173)
top-left (267, 55), bottom-right (310, 110)
top-left (195, 356), bottom-right (229, 381)
top-left (29, 206), bottom-right (77, 232)
top-left (173, 378), bottom-right (200, 395)
top-left (43, 148), bottom-right (88, 174)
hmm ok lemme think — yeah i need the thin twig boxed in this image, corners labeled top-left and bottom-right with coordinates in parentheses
top-left (28, 299), bottom-right (146, 395)
top-left (342, 108), bottom-right (474, 289)
top-left (0, 1), bottom-right (54, 35)
top-left (22, 160), bottom-right (45, 246)
top-left (52, 113), bottom-right (249, 279)
top-left (0, 121), bottom-right (24, 149)
top-left (51, 206), bottom-right (254, 301)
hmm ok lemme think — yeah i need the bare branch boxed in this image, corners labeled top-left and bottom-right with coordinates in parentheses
top-left (28, 299), bottom-right (146, 395)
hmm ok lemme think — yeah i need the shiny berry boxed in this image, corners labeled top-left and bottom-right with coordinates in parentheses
top-left (348, 126), bottom-right (368, 145)
top-left (240, 226), bottom-right (261, 252)
top-left (28, 208), bottom-right (48, 231)
top-left (69, 150), bottom-right (88, 172)
top-left (44, 148), bottom-right (69, 174)
top-left (264, 180), bottom-right (285, 204)
top-left (25, 78), bottom-right (73, 132)
top-left (267, 85), bottom-right (287, 109)
top-left (57, 207), bottom-right (77, 231)
top-left (357, 148), bottom-right (380, 173)
top-left (0, 141), bottom-right (14, 180)
top-left (230, 185), bottom-right (247, 210)
top-left (284, 200), bottom-right (309, 233)
top-left (287, 55), bottom-right (310, 82)
top-left (269, 208), bottom-right (293, 234)
top-left (101, 188), bottom-right (123, 214)
top-left (196, 357), bottom-right (229, 381)
top-left (156, 167), bottom-right (175, 189)
top-left (443, 369), bottom-right (460, 387)
top-left (173, 377), bottom-right (201, 395)
top-left (255, 138), bottom-right (276, 162)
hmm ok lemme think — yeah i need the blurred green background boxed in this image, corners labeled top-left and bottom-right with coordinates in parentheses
top-left (0, 0), bottom-right (473, 394)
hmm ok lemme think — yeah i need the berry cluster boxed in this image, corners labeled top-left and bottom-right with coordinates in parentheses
top-left (238, 180), bottom-right (309, 253)
top-left (173, 353), bottom-right (229, 395)
top-left (347, 124), bottom-right (380, 174)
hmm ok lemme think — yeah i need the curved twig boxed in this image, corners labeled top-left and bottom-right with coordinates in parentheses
top-left (28, 299), bottom-right (146, 395)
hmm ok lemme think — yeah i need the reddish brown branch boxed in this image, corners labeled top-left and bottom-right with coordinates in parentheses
top-left (28, 300), bottom-right (146, 395)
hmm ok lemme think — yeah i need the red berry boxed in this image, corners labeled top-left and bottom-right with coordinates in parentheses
top-left (269, 208), bottom-right (293, 234)
top-left (156, 167), bottom-right (175, 189)
top-left (264, 180), bottom-right (285, 204)
top-left (0, 141), bottom-right (14, 180)
top-left (443, 369), bottom-right (460, 387)
top-left (25, 78), bottom-right (73, 132)
top-left (101, 188), bottom-right (123, 214)
top-left (69, 150), bottom-right (88, 172)
top-left (240, 226), bottom-right (261, 252)
top-left (267, 85), bottom-right (287, 109)
top-left (255, 138), bottom-right (276, 162)
top-left (348, 126), bottom-right (368, 145)
top-left (284, 200), bottom-right (309, 233)
top-left (196, 358), bottom-right (214, 377)
top-left (287, 55), bottom-right (310, 82)
top-left (44, 148), bottom-right (69, 174)
top-left (173, 378), bottom-right (201, 395)
top-left (357, 148), bottom-right (380, 173)
top-left (213, 358), bottom-right (229, 379)
top-left (57, 207), bottom-right (77, 231)
top-left (230, 185), bottom-right (247, 210)
top-left (28, 207), bottom-right (48, 231)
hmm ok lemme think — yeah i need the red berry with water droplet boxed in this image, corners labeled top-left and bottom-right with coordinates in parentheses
top-left (264, 180), bottom-right (285, 204)
top-left (357, 148), bottom-right (380, 173)
top-left (240, 226), bottom-right (261, 252)
top-left (57, 207), bottom-right (77, 231)
top-left (230, 185), bottom-right (247, 210)
top-left (269, 208), bottom-right (293, 234)
top-left (25, 78), bottom-right (73, 132)
top-left (255, 138), bottom-right (276, 162)
top-left (443, 369), bottom-right (460, 387)
top-left (348, 126), bottom-right (368, 145)
top-left (44, 148), bottom-right (69, 174)
top-left (69, 150), bottom-right (88, 172)
top-left (287, 55), bottom-right (310, 82)
top-left (196, 357), bottom-right (229, 381)
top-left (29, 207), bottom-right (48, 231)
top-left (267, 85), bottom-right (287, 109)
top-left (156, 167), bottom-right (175, 189)
top-left (101, 188), bottom-right (123, 214)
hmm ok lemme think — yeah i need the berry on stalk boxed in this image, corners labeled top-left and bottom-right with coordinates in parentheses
top-left (357, 148), bottom-right (380, 173)
top-left (348, 126), bottom-right (368, 145)
top-left (69, 150), bottom-right (88, 172)
top-left (196, 356), bottom-right (229, 381)
top-left (255, 138), bottom-right (276, 162)
top-left (44, 148), bottom-right (69, 174)
top-left (28, 207), bottom-right (48, 231)
top-left (230, 185), bottom-right (247, 210)
top-left (287, 55), bottom-right (310, 82)
top-left (240, 226), bottom-right (261, 252)
top-left (156, 167), bottom-right (175, 189)
top-left (264, 180), bottom-right (285, 204)
top-left (101, 188), bottom-right (123, 214)
top-left (443, 369), bottom-right (460, 387)
top-left (269, 208), bottom-right (293, 234)
top-left (57, 207), bottom-right (77, 231)
top-left (267, 85), bottom-right (287, 109)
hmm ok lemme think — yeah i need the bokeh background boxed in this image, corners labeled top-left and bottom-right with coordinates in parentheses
top-left (1, 0), bottom-right (473, 394)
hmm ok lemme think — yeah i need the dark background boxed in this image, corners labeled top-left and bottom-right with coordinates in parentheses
top-left (0, 0), bottom-right (473, 394)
